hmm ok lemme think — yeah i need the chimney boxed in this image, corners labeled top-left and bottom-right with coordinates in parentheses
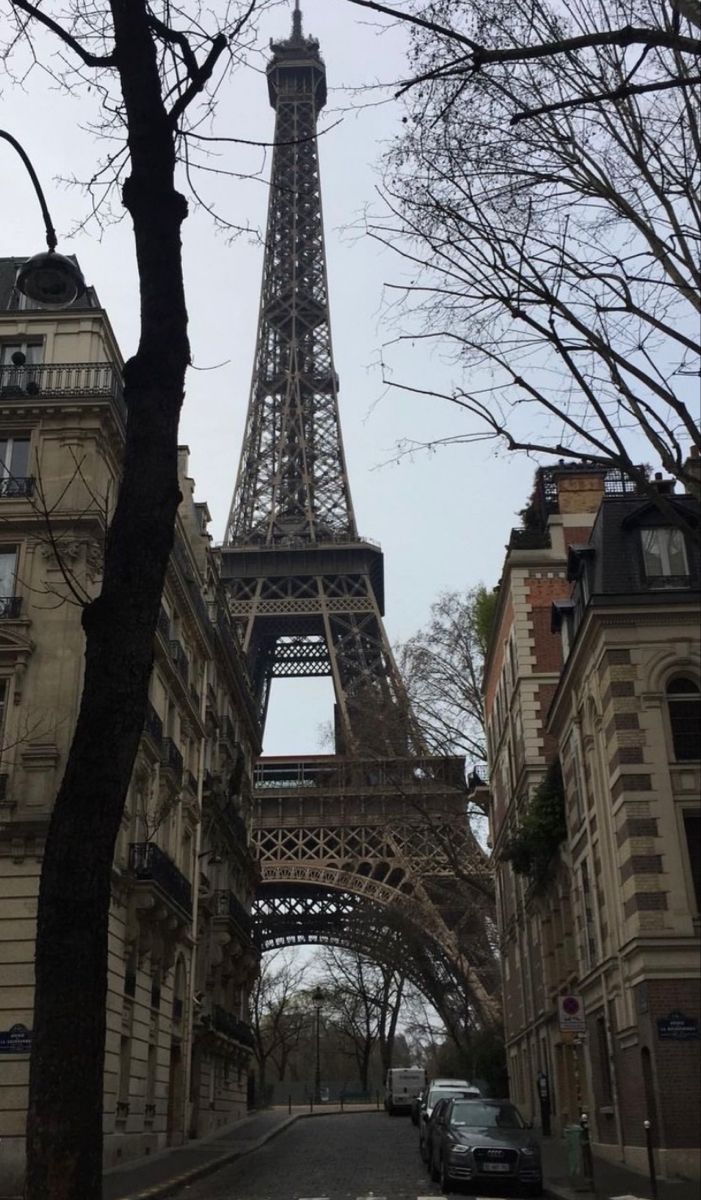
top-left (683, 445), bottom-right (701, 499)
top-left (650, 470), bottom-right (676, 496)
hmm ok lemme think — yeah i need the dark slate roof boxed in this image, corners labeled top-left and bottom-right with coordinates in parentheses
top-left (575, 493), bottom-right (700, 598)
top-left (0, 256), bottom-right (100, 311)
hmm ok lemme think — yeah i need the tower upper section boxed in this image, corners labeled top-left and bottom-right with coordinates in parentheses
top-left (225, 5), bottom-right (357, 547)
top-left (267, 3), bottom-right (327, 113)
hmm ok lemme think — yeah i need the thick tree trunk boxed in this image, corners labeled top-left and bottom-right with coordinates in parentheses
top-left (25, 4), bottom-right (189, 1198)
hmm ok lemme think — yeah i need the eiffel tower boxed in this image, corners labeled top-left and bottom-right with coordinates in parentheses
top-left (220, 4), bottom-right (499, 1026)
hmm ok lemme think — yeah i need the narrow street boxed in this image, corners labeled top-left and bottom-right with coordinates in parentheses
top-left (181, 1111), bottom-right (447, 1200)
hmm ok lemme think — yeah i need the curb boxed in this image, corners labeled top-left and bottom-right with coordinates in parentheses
top-left (115, 1115), bottom-right (300, 1200)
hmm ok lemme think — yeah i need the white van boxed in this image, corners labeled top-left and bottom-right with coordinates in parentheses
top-left (385, 1066), bottom-right (426, 1115)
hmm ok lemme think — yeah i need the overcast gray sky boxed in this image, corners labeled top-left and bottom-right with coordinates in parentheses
top-left (1, 0), bottom-right (536, 754)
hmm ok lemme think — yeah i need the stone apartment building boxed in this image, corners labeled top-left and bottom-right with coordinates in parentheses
top-left (548, 485), bottom-right (700, 1177)
top-left (0, 257), bottom-right (261, 1194)
top-left (485, 464), bottom-right (700, 1178)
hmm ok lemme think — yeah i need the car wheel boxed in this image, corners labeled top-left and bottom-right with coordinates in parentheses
top-left (439, 1155), bottom-right (452, 1194)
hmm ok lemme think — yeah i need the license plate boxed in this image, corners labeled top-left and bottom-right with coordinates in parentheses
top-left (482, 1162), bottom-right (511, 1172)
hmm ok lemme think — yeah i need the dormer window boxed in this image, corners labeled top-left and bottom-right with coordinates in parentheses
top-left (641, 527), bottom-right (689, 586)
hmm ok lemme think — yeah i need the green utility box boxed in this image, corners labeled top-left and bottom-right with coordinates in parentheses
top-left (564, 1124), bottom-right (591, 1190)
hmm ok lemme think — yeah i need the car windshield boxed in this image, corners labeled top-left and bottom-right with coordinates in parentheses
top-left (428, 1088), bottom-right (472, 1107)
top-left (450, 1101), bottom-right (526, 1129)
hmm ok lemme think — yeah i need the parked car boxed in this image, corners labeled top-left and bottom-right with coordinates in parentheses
top-left (418, 1085), bottom-right (481, 1162)
top-left (411, 1087), bottom-right (426, 1126)
top-left (428, 1097), bottom-right (543, 1196)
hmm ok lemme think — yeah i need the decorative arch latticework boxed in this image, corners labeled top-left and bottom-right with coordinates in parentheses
top-left (252, 753), bottom-right (501, 1028)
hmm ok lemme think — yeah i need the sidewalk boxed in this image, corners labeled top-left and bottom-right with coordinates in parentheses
top-left (103, 1104), bottom-right (378, 1200)
top-left (542, 1136), bottom-right (699, 1200)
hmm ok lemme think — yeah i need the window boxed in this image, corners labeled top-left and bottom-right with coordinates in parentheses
top-left (0, 437), bottom-right (31, 497)
top-left (0, 341), bottom-right (42, 368)
top-left (666, 677), bottom-right (701, 761)
top-left (0, 341), bottom-right (42, 394)
top-left (579, 859), bottom-right (598, 970)
top-left (596, 1015), bottom-right (613, 1104)
top-left (682, 813), bottom-right (701, 912)
top-left (0, 548), bottom-right (18, 618)
top-left (641, 528), bottom-right (689, 584)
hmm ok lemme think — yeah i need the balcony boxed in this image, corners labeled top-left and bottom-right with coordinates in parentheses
top-left (0, 596), bottom-right (22, 619)
top-left (211, 1006), bottom-right (255, 1049)
top-left (0, 476), bottom-right (33, 499)
top-left (157, 606), bottom-right (171, 641)
top-left (0, 361), bottom-right (124, 408)
top-left (213, 889), bottom-right (253, 939)
top-left (184, 769), bottom-right (198, 795)
top-left (169, 639), bottom-right (189, 685)
top-left (128, 842), bottom-right (192, 916)
top-left (160, 737), bottom-right (183, 783)
top-left (142, 701), bottom-right (163, 748)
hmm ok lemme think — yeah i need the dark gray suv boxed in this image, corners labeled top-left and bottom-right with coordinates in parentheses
top-left (428, 1097), bottom-right (542, 1196)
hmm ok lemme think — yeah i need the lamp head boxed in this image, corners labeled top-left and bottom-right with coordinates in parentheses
top-left (16, 251), bottom-right (86, 309)
top-left (312, 985), bottom-right (324, 1008)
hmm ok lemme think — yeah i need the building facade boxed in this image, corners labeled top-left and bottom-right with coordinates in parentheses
top-left (485, 466), bottom-right (611, 1135)
top-left (485, 464), bottom-right (700, 1179)
top-left (0, 259), bottom-right (261, 1194)
top-left (549, 487), bottom-right (700, 1177)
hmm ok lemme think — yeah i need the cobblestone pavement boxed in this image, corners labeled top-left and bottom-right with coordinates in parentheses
top-left (181, 1111), bottom-right (441, 1200)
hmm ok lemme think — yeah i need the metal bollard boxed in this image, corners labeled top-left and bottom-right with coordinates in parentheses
top-left (376, 1091), bottom-right (380, 1110)
top-left (309, 1095), bottom-right (313, 1113)
top-left (340, 1095), bottom-right (344, 1112)
top-left (644, 1120), bottom-right (658, 1200)
top-left (580, 1112), bottom-right (595, 1192)
top-left (288, 1094), bottom-right (292, 1115)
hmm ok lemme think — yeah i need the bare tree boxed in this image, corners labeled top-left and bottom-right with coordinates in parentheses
top-left (355, 0), bottom-right (701, 536)
top-left (319, 946), bottom-right (406, 1090)
top-left (250, 951), bottom-right (310, 1098)
top-left (396, 585), bottom-right (495, 775)
top-left (0, 3), bottom-right (270, 1196)
top-left (346, 0), bottom-right (701, 114)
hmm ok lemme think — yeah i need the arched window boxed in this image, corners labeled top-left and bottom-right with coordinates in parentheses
top-left (666, 677), bottom-right (701, 761)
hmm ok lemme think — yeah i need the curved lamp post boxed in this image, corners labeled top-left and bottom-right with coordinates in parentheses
top-left (312, 985), bottom-right (324, 1104)
top-left (1, 129), bottom-right (86, 308)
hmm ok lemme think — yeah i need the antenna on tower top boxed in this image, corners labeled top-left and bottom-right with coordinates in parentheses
top-left (291, 0), bottom-right (303, 40)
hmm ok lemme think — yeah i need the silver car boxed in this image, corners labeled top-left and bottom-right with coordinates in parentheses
top-left (429, 1097), bottom-right (543, 1196)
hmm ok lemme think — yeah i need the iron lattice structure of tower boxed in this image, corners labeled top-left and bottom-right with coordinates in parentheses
top-left (222, 5), bottom-right (416, 757)
top-left (221, 6), bottom-right (499, 1028)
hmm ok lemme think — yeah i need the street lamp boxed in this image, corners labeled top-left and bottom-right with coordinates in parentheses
top-left (312, 985), bottom-right (324, 1104)
top-left (1, 129), bottom-right (86, 308)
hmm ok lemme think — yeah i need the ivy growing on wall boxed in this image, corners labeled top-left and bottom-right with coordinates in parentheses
top-left (501, 759), bottom-right (567, 892)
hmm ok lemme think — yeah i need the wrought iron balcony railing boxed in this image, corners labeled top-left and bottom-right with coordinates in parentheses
top-left (213, 889), bottom-right (253, 938)
top-left (0, 596), bottom-right (22, 619)
top-left (157, 606), bottom-right (171, 641)
top-left (169, 639), bottom-right (189, 684)
top-left (160, 737), bottom-right (183, 781)
top-left (128, 841), bottom-right (192, 915)
top-left (0, 361), bottom-right (124, 408)
top-left (0, 476), bottom-right (34, 499)
top-left (143, 701), bottom-right (163, 747)
top-left (211, 1005), bottom-right (255, 1048)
